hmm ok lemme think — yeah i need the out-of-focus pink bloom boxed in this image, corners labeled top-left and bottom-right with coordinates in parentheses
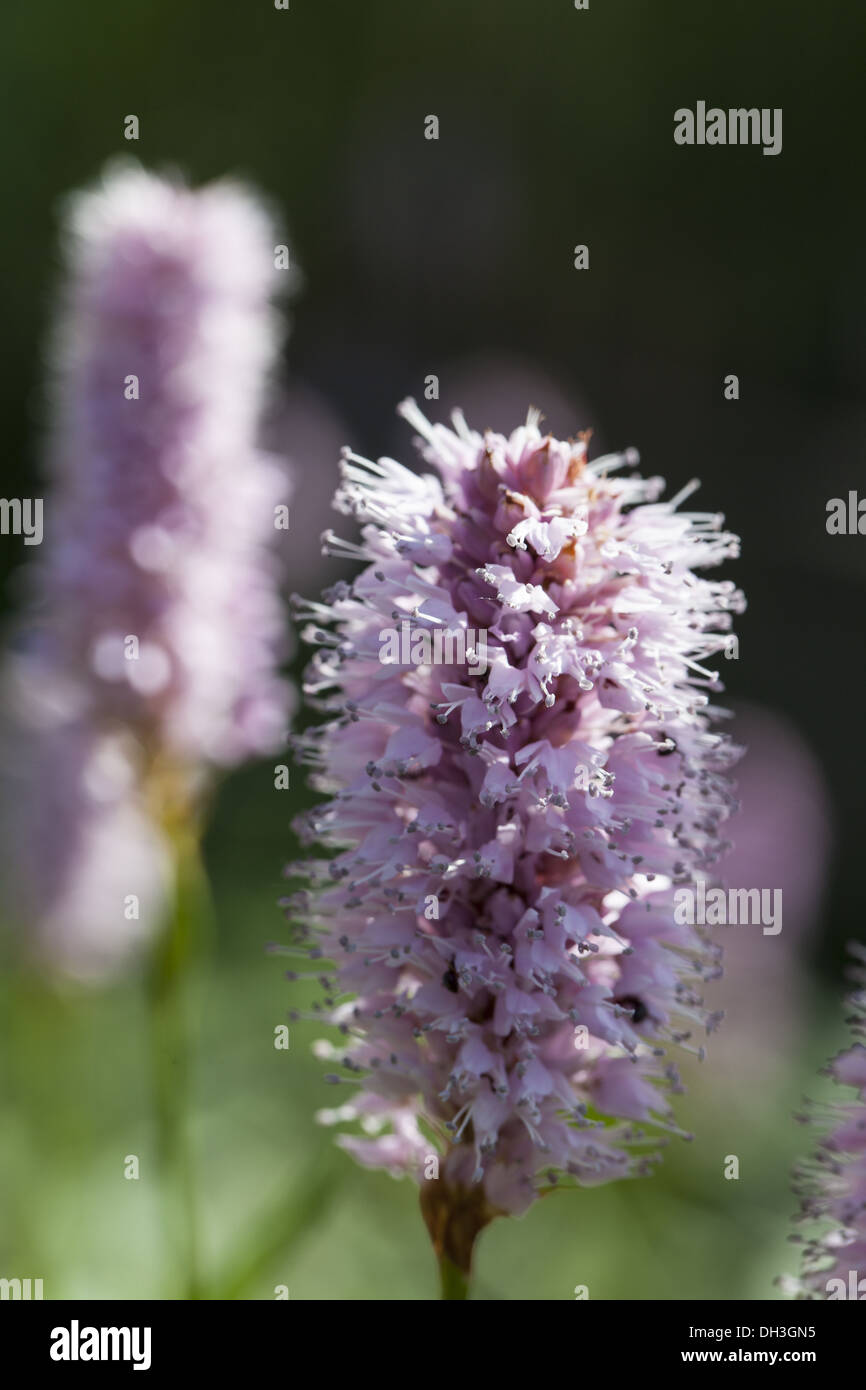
top-left (286, 401), bottom-right (744, 1217)
top-left (704, 704), bottom-right (833, 1082)
top-left (2, 162), bottom-right (293, 976)
top-left (32, 161), bottom-right (293, 764)
top-left (722, 703), bottom-right (832, 940)
top-left (2, 713), bottom-right (172, 980)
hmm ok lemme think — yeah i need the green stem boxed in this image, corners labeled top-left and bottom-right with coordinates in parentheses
top-left (439, 1254), bottom-right (471, 1300)
top-left (420, 1179), bottom-right (495, 1302)
top-left (147, 824), bottom-right (210, 1300)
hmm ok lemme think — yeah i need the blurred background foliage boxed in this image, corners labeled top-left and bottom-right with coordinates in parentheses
top-left (1, 0), bottom-right (863, 1298)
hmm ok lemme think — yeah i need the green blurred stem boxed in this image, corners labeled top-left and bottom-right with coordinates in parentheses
top-left (148, 823), bottom-right (210, 1301)
top-left (439, 1254), bottom-right (471, 1300)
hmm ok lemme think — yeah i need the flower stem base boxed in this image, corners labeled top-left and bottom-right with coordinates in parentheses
top-left (420, 1179), bottom-right (498, 1301)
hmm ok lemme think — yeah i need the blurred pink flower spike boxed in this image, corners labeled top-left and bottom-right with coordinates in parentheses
top-left (2, 161), bottom-right (294, 979)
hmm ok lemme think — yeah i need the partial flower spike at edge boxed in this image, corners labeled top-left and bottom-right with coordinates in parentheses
top-left (284, 402), bottom-right (745, 1298)
top-left (783, 944), bottom-right (866, 1300)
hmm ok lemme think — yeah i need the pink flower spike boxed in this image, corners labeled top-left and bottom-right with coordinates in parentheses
top-left (286, 401), bottom-right (744, 1284)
